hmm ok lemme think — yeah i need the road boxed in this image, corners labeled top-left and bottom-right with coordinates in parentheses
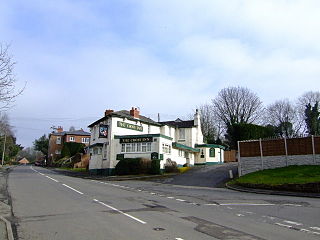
top-left (8, 165), bottom-right (320, 240)
top-left (154, 163), bottom-right (238, 188)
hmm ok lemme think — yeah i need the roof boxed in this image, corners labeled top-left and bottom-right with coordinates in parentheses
top-left (51, 129), bottom-right (90, 137)
top-left (88, 110), bottom-right (161, 128)
top-left (172, 142), bottom-right (200, 153)
top-left (19, 158), bottom-right (30, 164)
top-left (160, 118), bottom-right (195, 128)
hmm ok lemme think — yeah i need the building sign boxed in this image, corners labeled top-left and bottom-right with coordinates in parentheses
top-left (120, 137), bottom-right (153, 143)
top-left (117, 121), bottom-right (143, 132)
top-left (99, 125), bottom-right (109, 138)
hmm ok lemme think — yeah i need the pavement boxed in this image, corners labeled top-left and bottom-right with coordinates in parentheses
top-left (7, 165), bottom-right (320, 239)
top-left (0, 167), bottom-right (14, 240)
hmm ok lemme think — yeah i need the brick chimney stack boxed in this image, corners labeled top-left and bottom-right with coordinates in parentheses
top-left (130, 107), bottom-right (140, 118)
top-left (57, 126), bottom-right (63, 133)
top-left (105, 109), bottom-right (114, 116)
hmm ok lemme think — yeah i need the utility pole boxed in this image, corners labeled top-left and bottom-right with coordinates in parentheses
top-left (1, 134), bottom-right (7, 166)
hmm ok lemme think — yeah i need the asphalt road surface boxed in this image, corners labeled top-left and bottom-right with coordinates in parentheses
top-left (154, 163), bottom-right (238, 187)
top-left (8, 165), bottom-right (320, 240)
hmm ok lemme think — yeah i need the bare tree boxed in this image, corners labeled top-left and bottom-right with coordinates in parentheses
top-left (212, 86), bottom-right (263, 126)
top-left (265, 99), bottom-right (297, 137)
top-left (0, 43), bottom-right (24, 110)
top-left (197, 103), bottom-right (216, 143)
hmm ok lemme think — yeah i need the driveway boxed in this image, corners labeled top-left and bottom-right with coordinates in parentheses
top-left (155, 163), bottom-right (238, 188)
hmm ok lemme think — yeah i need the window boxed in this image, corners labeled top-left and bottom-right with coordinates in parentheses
top-left (209, 148), bottom-right (215, 157)
top-left (103, 145), bottom-right (107, 158)
top-left (69, 136), bottom-right (75, 142)
top-left (55, 149), bottom-right (61, 154)
top-left (179, 128), bottom-right (185, 140)
top-left (178, 149), bottom-right (185, 157)
top-left (162, 144), bottom-right (171, 154)
top-left (126, 144), bottom-right (131, 152)
top-left (56, 137), bottom-right (61, 144)
top-left (121, 143), bottom-right (152, 153)
top-left (137, 143), bottom-right (141, 152)
top-left (169, 127), bottom-right (171, 137)
top-left (141, 143), bottom-right (147, 152)
top-left (147, 142), bottom-right (151, 152)
top-left (82, 137), bottom-right (90, 143)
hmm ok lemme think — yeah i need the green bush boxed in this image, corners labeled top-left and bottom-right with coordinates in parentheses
top-left (150, 159), bottom-right (160, 174)
top-left (115, 158), bottom-right (152, 175)
top-left (61, 142), bottom-right (85, 158)
top-left (164, 160), bottom-right (179, 173)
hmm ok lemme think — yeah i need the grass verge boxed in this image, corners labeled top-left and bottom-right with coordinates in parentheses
top-left (230, 165), bottom-right (320, 186)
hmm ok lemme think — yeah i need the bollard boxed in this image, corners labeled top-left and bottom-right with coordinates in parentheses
top-left (229, 170), bottom-right (234, 179)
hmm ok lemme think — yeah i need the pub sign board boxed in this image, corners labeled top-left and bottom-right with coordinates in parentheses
top-left (120, 137), bottom-right (153, 143)
top-left (117, 121), bottom-right (143, 132)
top-left (99, 125), bottom-right (109, 138)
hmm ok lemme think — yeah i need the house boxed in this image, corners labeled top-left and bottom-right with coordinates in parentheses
top-left (48, 127), bottom-right (91, 163)
top-left (18, 158), bottom-right (29, 165)
top-left (88, 107), bottom-right (225, 175)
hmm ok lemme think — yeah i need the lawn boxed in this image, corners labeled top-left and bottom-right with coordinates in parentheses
top-left (232, 165), bottom-right (320, 186)
top-left (60, 167), bottom-right (87, 172)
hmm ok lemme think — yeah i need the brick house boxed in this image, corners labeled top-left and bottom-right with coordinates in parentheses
top-left (48, 126), bottom-right (91, 164)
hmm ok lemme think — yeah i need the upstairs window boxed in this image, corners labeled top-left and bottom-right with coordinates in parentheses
top-left (179, 128), bottom-right (185, 140)
top-left (56, 137), bottom-right (61, 144)
top-left (82, 137), bottom-right (90, 144)
top-left (69, 136), bottom-right (75, 142)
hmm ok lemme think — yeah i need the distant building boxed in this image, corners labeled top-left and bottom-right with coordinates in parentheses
top-left (88, 107), bottom-right (225, 175)
top-left (48, 127), bottom-right (91, 163)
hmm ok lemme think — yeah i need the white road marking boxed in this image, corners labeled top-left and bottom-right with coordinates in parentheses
top-left (236, 214), bottom-right (244, 217)
top-left (150, 192), bottom-right (156, 195)
top-left (39, 173), bottom-right (45, 176)
top-left (176, 199), bottom-right (186, 202)
top-left (283, 204), bottom-right (302, 207)
top-left (93, 199), bottom-right (146, 224)
top-left (175, 238), bottom-right (184, 240)
top-left (227, 207), bottom-right (233, 209)
top-left (283, 220), bottom-right (302, 226)
top-left (275, 223), bottom-right (292, 228)
top-left (310, 227), bottom-right (320, 231)
top-left (62, 184), bottom-right (84, 195)
top-left (220, 203), bottom-right (275, 206)
top-left (45, 176), bottom-right (59, 182)
top-left (167, 197), bottom-right (174, 199)
top-left (204, 203), bottom-right (218, 206)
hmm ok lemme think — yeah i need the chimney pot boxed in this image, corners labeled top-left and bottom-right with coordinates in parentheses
top-left (105, 109), bottom-right (114, 116)
top-left (130, 107), bottom-right (140, 118)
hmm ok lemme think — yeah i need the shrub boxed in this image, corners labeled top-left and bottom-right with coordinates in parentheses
top-left (150, 159), bottom-right (161, 175)
top-left (164, 159), bottom-right (179, 173)
top-left (115, 158), bottom-right (151, 175)
top-left (61, 142), bottom-right (85, 158)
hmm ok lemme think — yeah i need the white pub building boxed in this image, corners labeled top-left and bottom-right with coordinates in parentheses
top-left (88, 107), bottom-right (225, 175)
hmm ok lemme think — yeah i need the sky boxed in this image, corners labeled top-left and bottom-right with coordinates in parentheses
top-left (1, 0), bottom-right (320, 147)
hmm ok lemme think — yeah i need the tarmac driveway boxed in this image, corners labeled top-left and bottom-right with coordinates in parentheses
top-left (154, 163), bottom-right (238, 188)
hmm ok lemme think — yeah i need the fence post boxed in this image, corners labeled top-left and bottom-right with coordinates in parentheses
top-left (312, 135), bottom-right (316, 164)
top-left (237, 141), bottom-right (242, 177)
top-left (284, 137), bottom-right (288, 167)
top-left (259, 138), bottom-right (264, 170)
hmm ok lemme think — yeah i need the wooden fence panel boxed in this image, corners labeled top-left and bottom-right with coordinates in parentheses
top-left (287, 137), bottom-right (313, 155)
top-left (261, 139), bottom-right (286, 156)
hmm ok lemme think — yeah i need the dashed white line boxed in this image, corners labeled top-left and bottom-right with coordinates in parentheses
top-left (236, 214), bottom-right (244, 217)
top-left (93, 199), bottom-right (146, 224)
top-left (45, 176), bottom-right (59, 182)
top-left (167, 196), bottom-right (174, 199)
top-left (283, 220), bottom-right (302, 226)
top-left (310, 227), bottom-right (320, 231)
top-left (39, 173), bottom-right (45, 176)
top-left (283, 204), bottom-right (302, 207)
top-left (204, 203), bottom-right (218, 206)
top-left (62, 184), bottom-right (84, 195)
top-left (175, 238), bottom-right (184, 240)
top-left (275, 223), bottom-right (292, 228)
top-left (176, 199), bottom-right (186, 202)
top-left (220, 203), bottom-right (275, 206)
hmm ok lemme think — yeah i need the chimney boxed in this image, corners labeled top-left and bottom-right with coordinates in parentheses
top-left (105, 109), bottom-right (114, 116)
top-left (130, 107), bottom-right (140, 118)
top-left (194, 109), bottom-right (201, 127)
top-left (57, 126), bottom-right (63, 133)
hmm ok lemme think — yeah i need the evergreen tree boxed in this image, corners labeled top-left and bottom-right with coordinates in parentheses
top-left (305, 102), bottom-right (320, 135)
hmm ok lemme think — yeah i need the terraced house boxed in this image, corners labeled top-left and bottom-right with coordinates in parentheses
top-left (88, 107), bottom-right (225, 175)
